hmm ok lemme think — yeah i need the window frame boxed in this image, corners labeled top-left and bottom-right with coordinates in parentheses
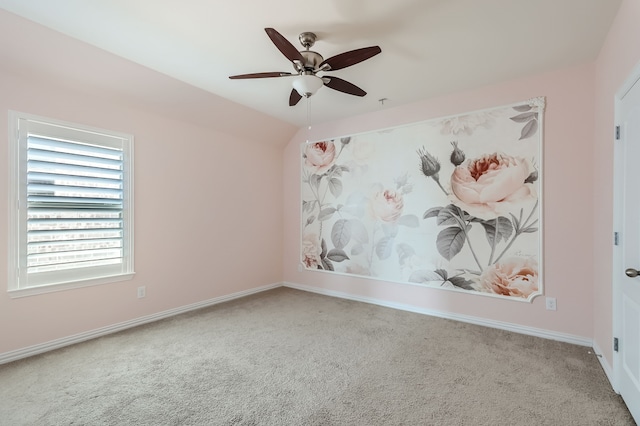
top-left (8, 111), bottom-right (135, 298)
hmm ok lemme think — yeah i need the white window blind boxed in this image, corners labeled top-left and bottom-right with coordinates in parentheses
top-left (8, 112), bottom-right (134, 296)
top-left (27, 136), bottom-right (125, 274)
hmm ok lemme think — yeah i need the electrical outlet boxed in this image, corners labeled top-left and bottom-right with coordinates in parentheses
top-left (545, 297), bottom-right (557, 311)
top-left (137, 286), bottom-right (146, 299)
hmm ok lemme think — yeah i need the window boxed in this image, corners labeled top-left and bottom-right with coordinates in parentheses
top-left (8, 111), bottom-right (134, 297)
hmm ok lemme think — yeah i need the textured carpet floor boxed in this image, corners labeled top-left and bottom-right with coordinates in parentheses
top-left (0, 287), bottom-right (634, 425)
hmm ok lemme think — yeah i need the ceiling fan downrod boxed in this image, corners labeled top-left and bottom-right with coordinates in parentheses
top-left (296, 32), bottom-right (324, 72)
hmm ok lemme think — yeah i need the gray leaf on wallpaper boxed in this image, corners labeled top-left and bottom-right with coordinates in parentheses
top-left (437, 226), bottom-right (468, 260)
top-left (321, 258), bottom-right (334, 271)
top-left (382, 223), bottom-right (399, 238)
top-left (423, 207), bottom-right (441, 219)
top-left (349, 219), bottom-right (369, 244)
top-left (522, 227), bottom-right (538, 233)
top-left (351, 244), bottom-right (365, 256)
top-left (525, 170), bottom-right (538, 184)
top-left (408, 269), bottom-right (442, 284)
top-left (327, 249), bottom-right (349, 262)
top-left (331, 219), bottom-right (352, 249)
top-left (509, 112), bottom-right (538, 123)
top-left (509, 212), bottom-right (521, 229)
top-left (376, 236), bottom-right (395, 260)
top-left (341, 192), bottom-right (368, 218)
top-left (437, 208), bottom-right (460, 227)
top-left (398, 214), bottom-right (420, 228)
top-left (329, 178), bottom-right (343, 198)
top-left (318, 207), bottom-right (337, 221)
top-left (396, 243), bottom-right (415, 265)
top-left (448, 276), bottom-right (475, 290)
top-left (513, 104), bottom-right (532, 112)
top-left (520, 119), bottom-right (538, 140)
top-left (305, 215), bottom-right (316, 226)
top-left (481, 217), bottom-right (514, 246)
top-left (310, 174), bottom-right (321, 190)
top-left (321, 238), bottom-right (327, 259)
top-left (444, 204), bottom-right (469, 223)
top-left (330, 165), bottom-right (350, 178)
top-left (434, 269), bottom-right (448, 280)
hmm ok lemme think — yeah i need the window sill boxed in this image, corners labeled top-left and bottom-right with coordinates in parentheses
top-left (8, 272), bottom-right (136, 298)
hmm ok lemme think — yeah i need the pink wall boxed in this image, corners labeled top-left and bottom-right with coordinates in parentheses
top-left (0, 11), bottom-right (296, 354)
top-left (593, 0), bottom-right (640, 368)
top-left (283, 63), bottom-right (597, 339)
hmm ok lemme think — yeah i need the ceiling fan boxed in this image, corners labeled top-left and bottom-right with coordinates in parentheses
top-left (229, 28), bottom-right (381, 106)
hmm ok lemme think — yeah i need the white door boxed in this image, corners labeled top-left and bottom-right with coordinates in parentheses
top-left (616, 67), bottom-right (640, 422)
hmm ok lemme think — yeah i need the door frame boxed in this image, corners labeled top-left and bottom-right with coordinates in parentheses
top-left (613, 60), bottom-right (640, 393)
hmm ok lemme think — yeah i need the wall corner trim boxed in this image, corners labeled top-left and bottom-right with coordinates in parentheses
top-left (593, 340), bottom-right (617, 392)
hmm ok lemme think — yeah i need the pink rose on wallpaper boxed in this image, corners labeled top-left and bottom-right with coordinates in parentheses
top-left (479, 257), bottom-right (538, 298)
top-left (304, 141), bottom-right (336, 174)
top-left (370, 189), bottom-right (404, 222)
top-left (450, 152), bottom-right (534, 219)
top-left (301, 233), bottom-right (322, 269)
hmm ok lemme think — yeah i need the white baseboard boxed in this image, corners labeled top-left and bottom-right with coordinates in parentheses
top-left (1, 281), bottom-right (596, 366)
top-left (0, 282), bottom-right (281, 365)
top-left (283, 282), bottom-right (593, 347)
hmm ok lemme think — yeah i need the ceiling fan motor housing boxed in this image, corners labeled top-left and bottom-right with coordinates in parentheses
top-left (299, 50), bottom-right (324, 72)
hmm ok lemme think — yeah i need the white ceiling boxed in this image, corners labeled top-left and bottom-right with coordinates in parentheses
top-left (0, 0), bottom-right (623, 127)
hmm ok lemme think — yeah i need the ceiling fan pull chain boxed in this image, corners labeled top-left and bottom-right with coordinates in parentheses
top-left (306, 97), bottom-right (311, 143)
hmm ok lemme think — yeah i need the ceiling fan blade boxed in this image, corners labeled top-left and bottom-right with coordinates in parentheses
top-left (324, 76), bottom-right (366, 97)
top-left (265, 28), bottom-right (305, 64)
top-left (289, 89), bottom-right (302, 106)
top-left (319, 46), bottom-right (381, 71)
top-left (229, 72), bottom-right (294, 79)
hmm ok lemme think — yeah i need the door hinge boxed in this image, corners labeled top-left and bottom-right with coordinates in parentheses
top-left (614, 337), bottom-right (619, 352)
top-left (616, 125), bottom-right (621, 140)
top-left (614, 232), bottom-right (620, 246)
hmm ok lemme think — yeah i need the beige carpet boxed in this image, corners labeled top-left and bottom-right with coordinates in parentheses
top-left (0, 287), bottom-right (634, 425)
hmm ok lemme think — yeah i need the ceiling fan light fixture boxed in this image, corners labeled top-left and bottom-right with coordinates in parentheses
top-left (292, 74), bottom-right (323, 98)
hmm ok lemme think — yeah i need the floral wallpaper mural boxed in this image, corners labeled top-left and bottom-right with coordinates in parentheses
top-left (300, 97), bottom-right (545, 302)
